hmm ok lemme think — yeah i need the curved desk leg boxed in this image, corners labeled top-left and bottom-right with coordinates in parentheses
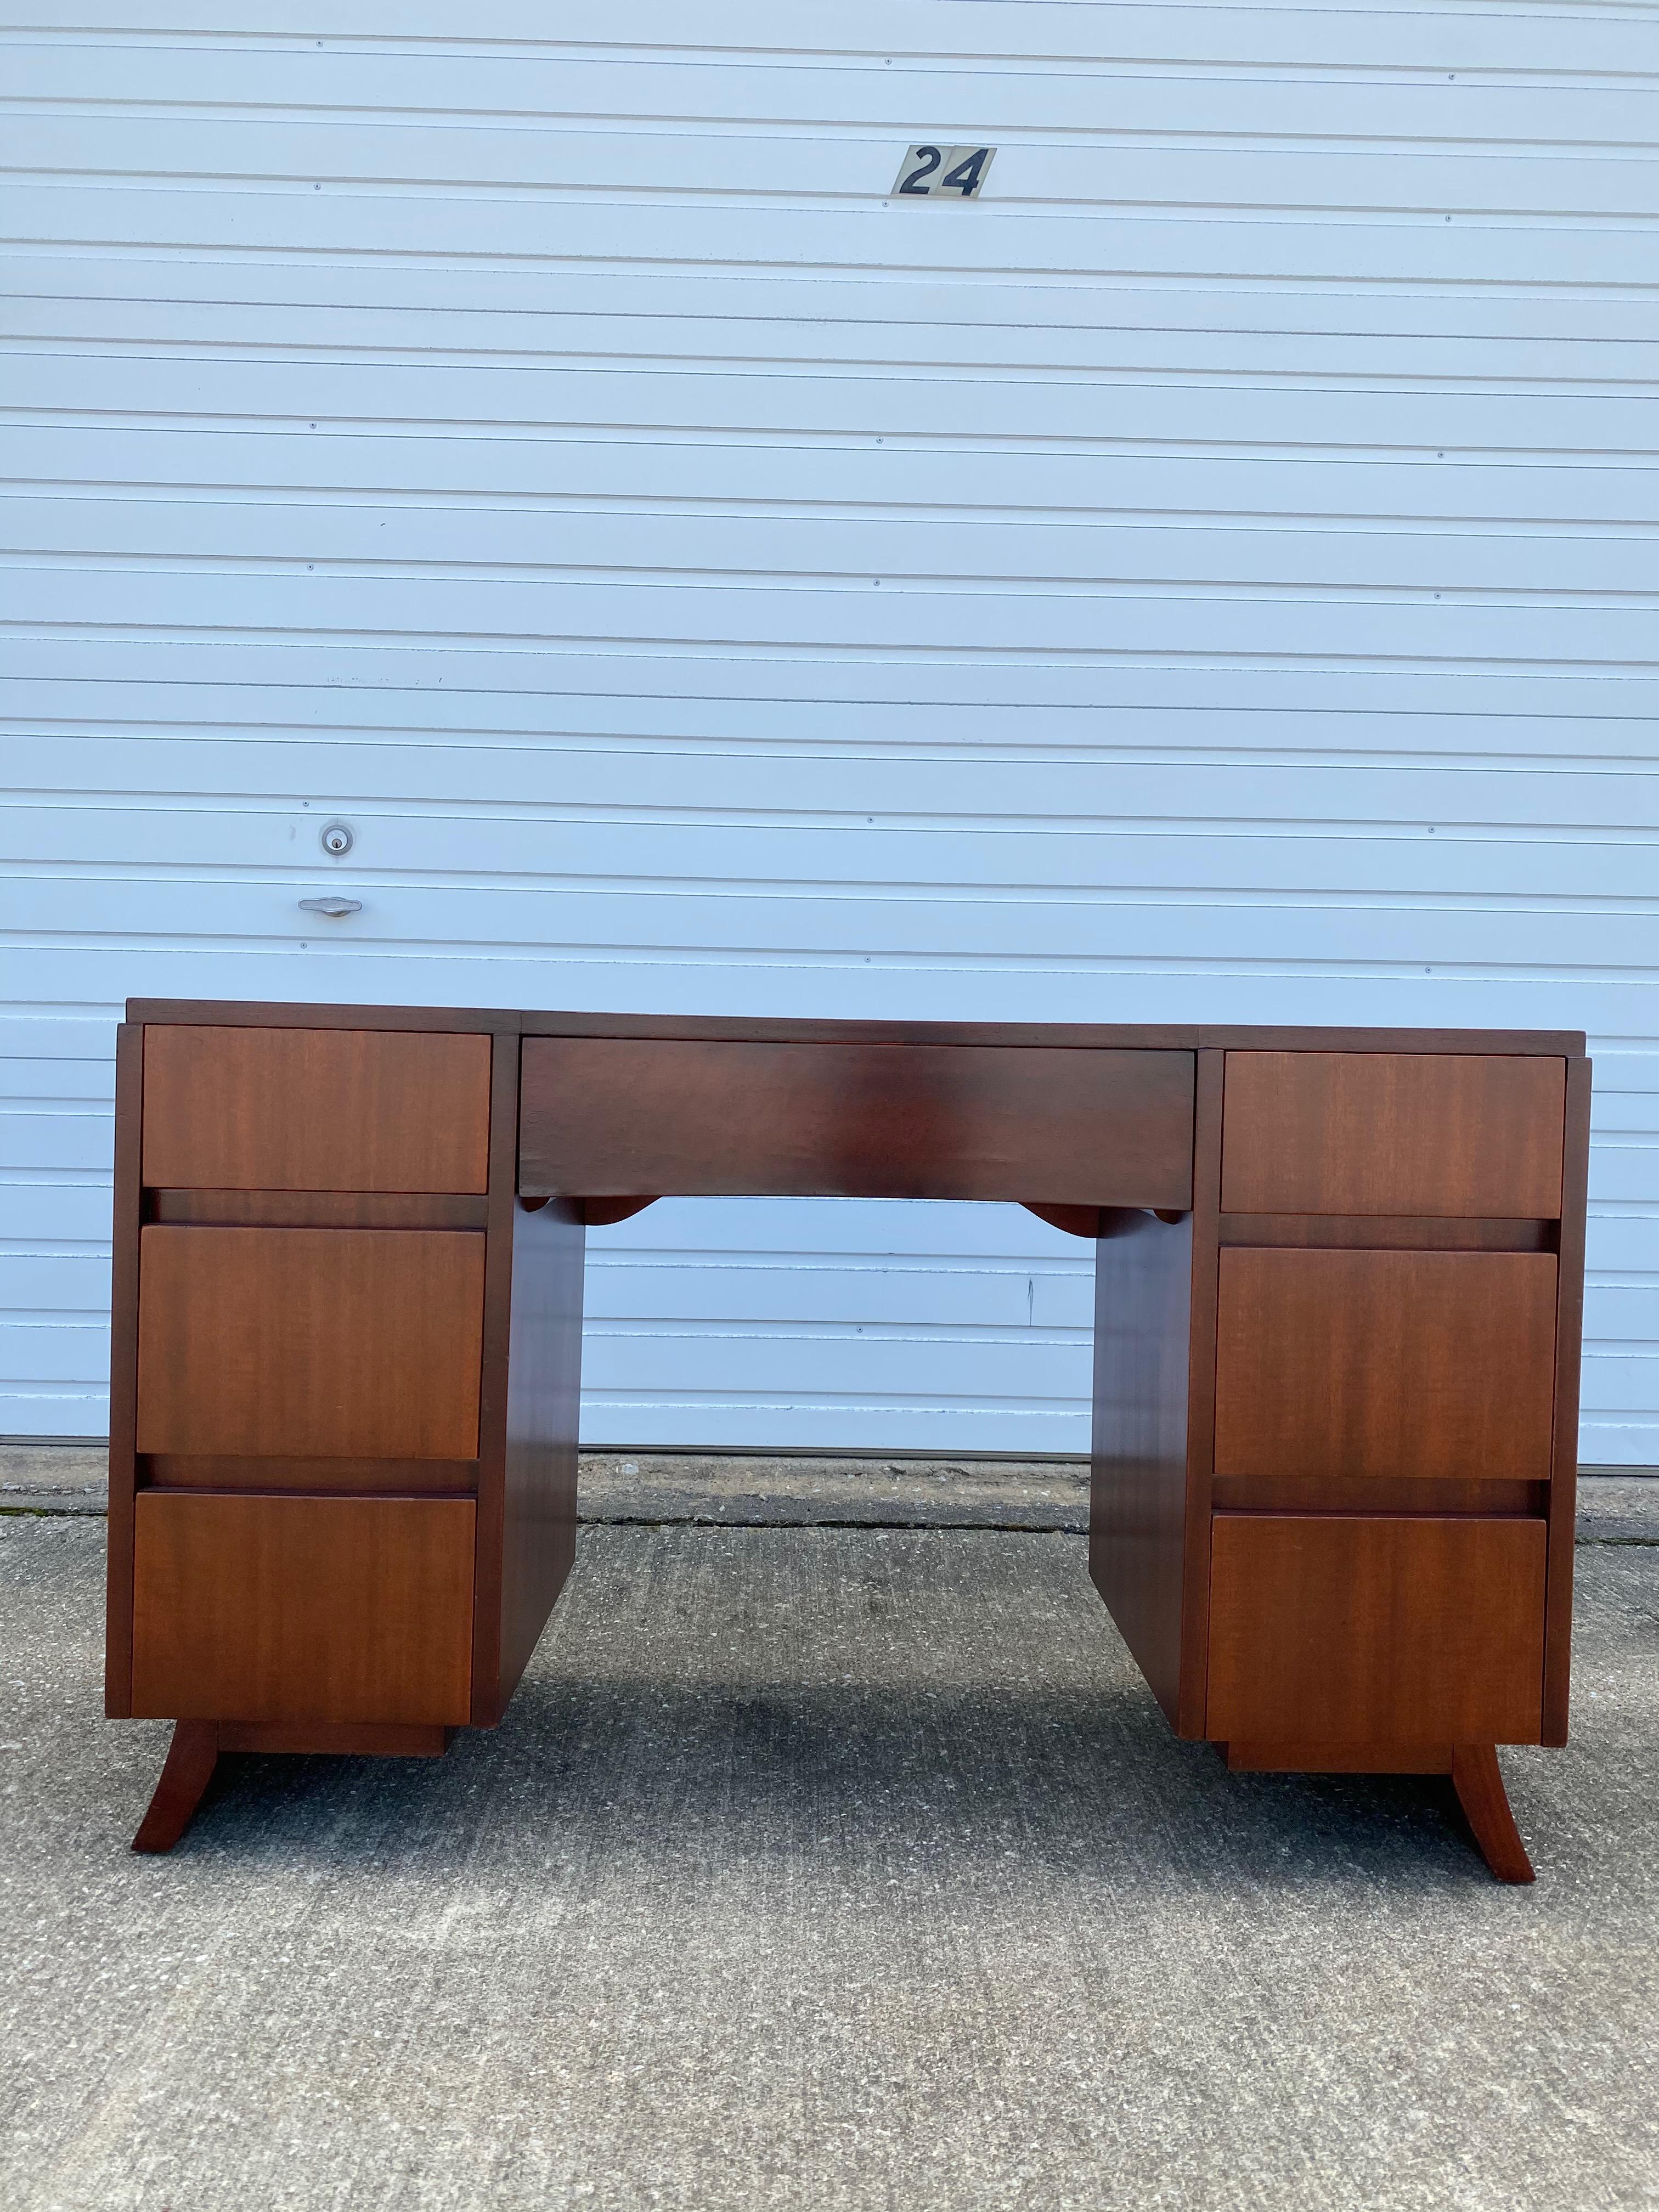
top-left (1451, 1745), bottom-right (1535, 1884)
top-left (132, 1720), bottom-right (220, 1853)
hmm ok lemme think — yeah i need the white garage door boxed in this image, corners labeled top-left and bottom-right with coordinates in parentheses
top-left (2, 0), bottom-right (1655, 1460)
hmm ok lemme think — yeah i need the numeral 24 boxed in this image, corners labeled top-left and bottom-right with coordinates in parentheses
top-left (898, 145), bottom-right (990, 198)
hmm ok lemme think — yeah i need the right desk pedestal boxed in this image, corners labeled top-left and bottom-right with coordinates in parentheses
top-left (1090, 1046), bottom-right (1590, 1883)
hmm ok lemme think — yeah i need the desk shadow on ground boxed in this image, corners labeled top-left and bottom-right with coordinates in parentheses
top-left (157, 1522), bottom-right (1614, 1901)
top-left (5, 1519), bottom-right (1658, 2212)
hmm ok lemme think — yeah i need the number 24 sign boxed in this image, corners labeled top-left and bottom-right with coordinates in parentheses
top-left (892, 145), bottom-right (995, 199)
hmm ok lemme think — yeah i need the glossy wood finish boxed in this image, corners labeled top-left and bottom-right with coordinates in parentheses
top-left (104, 1022), bottom-right (143, 1718)
top-left (1219, 1214), bottom-right (1551, 1253)
top-left (142, 1025), bottom-right (492, 1193)
top-left (1544, 1054), bottom-right (1593, 1743)
top-left (1210, 1474), bottom-right (1543, 1516)
top-left (1025, 1202), bottom-right (1103, 1240)
top-left (1215, 1248), bottom-right (1559, 1485)
top-left (131, 1493), bottom-right (476, 1724)
top-left (1206, 1515), bottom-right (1548, 1744)
top-left (469, 1029), bottom-right (520, 1724)
top-left (147, 1190), bottom-right (487, 1230)
top-left (520, 1037), bottom-right (1195, 1207)
top-left (1451, 1744), bottom-right (1536, 1883)
top-left (1221, 1734), bottom-right (1534, 1881)
top-left (498, 1197), bottom-right (586, 1716)
top-left (1088, 1209), bottom-right (1193, 1728)
top-left (131, 1720), bottom-right (221, 1853)
top-left (1226, 1741), bottom-right (1455, 1774)
top-left (136, 1226), bottom-right (485, 1460)
top-left (134, 1000), bottom-right (1582, 1056)
top-left (1176, 1049), bottom-right (1227, 1737)
top-left (580, 1196), bottom-right (660, 1227)
top-left (130, 1719), bottom-right (454, 1852)
top-left (110, 1000), bottom-right (1588, 1882)
top-left (1221, 1051), bottom-right (1566, 1218)
top-left (217, 1722), bottom-right (450, 1754)
top-left (140, 1455), bottom-right (478, 1497)
top-left (511, 1008), bottom-right (1583, 1057)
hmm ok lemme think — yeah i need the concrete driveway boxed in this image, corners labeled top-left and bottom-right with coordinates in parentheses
top-left (2, 1506), bottom-right (1656, 2210)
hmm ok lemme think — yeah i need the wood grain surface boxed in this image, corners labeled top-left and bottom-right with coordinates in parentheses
top-left (1215, 1248), bottom-right (1558, 1484)
top-left (140, 1454), bottom-right (478, 1496)
top-left (1206, 1514), bottom-right (1547, 1744)
top-left (1176, 1049), bottom-right (1226, 1738)
top-left (136, 1226), bottom-right (485, 1460)
top-left (104, 1022), bottom-right (143, 1719)
top-left (147, 1190), bottom-right (488, 1231)
top-left (130, 1492), bottom-right (476, 1725)
top-left (1221, 1051), bottom-right (1566, 1217)
top-left (498, 1197), bottom-right (586, 1714)
top-left (1218, 1214), bottom-right (1550, 1252)
top-left (130, 1721), bottom-right (221, 1852)
top-left (1088, 1208), bottom-right (1193, 1729)
top-left (142, 1025), bottom-right (492, 1193)
top-left (520, 1037), bottom-right (1195, 1206)
top-left (1450, 1744), bottom-right (1537, 1882)
top-left (130, 1001), bottom-right (1583, 1057)
top-left (1544, 1056), bottom-right (1594, 1742)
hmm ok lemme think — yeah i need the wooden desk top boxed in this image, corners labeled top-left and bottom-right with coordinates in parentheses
top-left (126, 1000), bottom-right (1586, 1058)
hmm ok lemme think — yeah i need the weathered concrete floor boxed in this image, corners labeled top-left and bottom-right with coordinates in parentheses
top-left (7, 1440), bottom-right (1658, 1537)
top-left (3, 1518), bottom-right (1656, 2212)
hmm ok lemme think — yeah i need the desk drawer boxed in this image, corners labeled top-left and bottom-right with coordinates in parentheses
top-left (1206, 1513), bottom-right (1546, 1745)
top-left (1215, 1248), bottom-right (1558, 1485)
top-left (131, 1492), bottom-right (475, 1724)
top-left (143, 1025), bottom-right (492, 1193)
top-left (136, 1226), bottom-right (484, 1460)
top-left (1221, 1052), bottom-right (1565, 1218)
top-left (521, 1036), bottom-right (1194, 1207)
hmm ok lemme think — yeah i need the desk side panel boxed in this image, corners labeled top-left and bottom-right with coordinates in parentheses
top-left (1544, 1055), bottom-right (1593, 1742)
top-left (496, 1197), bottom-right (586, 1717)
top-left (1090, 1210), bottom-right (1193, 1729)
top-left (105, 1021), bottom-right (143, 1717)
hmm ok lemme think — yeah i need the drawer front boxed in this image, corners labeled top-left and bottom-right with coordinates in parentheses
top-left (1221, 1051), bottom-right (1566, 1217)
top-left (136, 1226), bottom-right (484, 1460)
top-left (143, 1025), bottom-right (492, 1193)
top-left (1206, 1514), bottom-right (1546, 1745)
top-left (521, 1036), bottom-right (1194, 1207)
top-left (131, 1492), bottom-right (475, 1724)
top-left (1215, 1248), bottom-right (1558, 1485)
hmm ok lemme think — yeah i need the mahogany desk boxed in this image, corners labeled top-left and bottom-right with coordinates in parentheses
top-left (106, 1002), bottom-right (1589, 1881)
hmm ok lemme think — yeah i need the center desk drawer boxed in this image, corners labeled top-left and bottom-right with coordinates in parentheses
top-left (131, 1492), bottom-right (475, 1725)
top-left (520, 1037), bottom-right (1195, 1207)
top-left (136, 1226), bottom-right (485, 1462)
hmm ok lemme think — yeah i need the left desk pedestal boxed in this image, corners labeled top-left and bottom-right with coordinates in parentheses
top-left (107, 1013), bottom-right (583, 1849)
